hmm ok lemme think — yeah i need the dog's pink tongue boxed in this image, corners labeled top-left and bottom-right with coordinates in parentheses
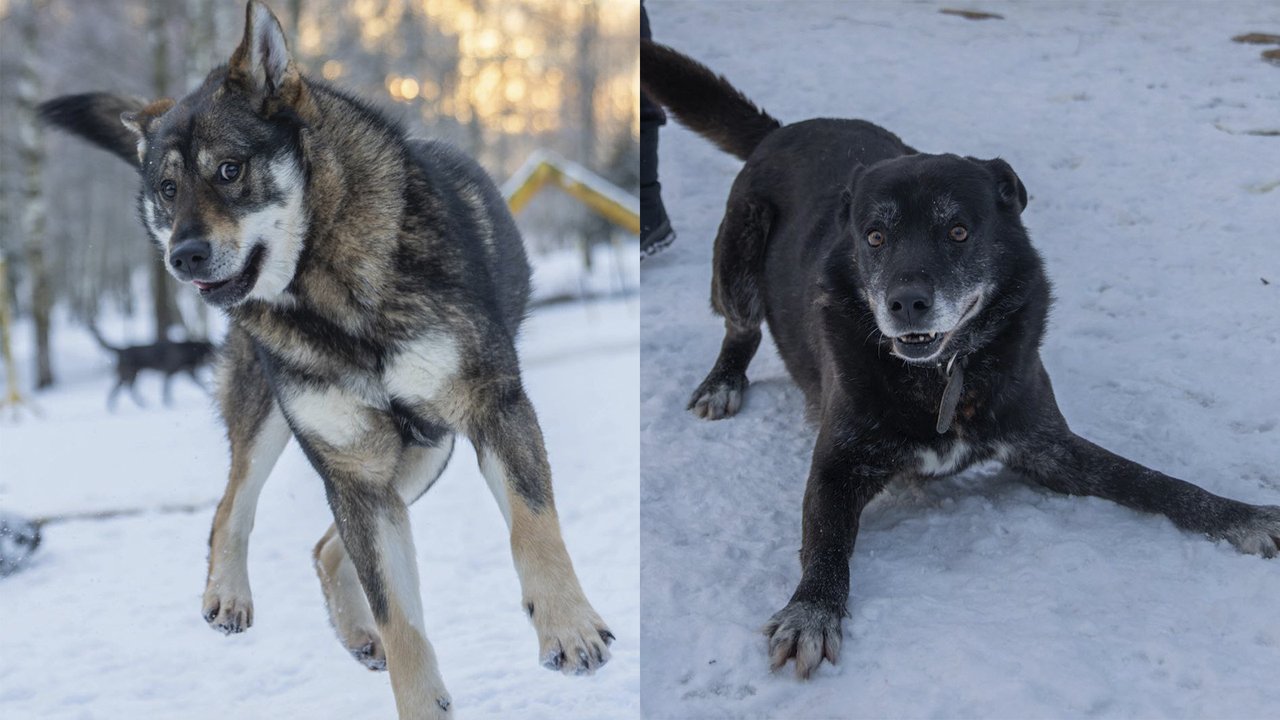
top-left (192, 280), bottom-right (218, 291)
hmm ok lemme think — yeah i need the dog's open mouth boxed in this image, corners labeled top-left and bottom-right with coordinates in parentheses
top-left (892, 332), bottom-right (945, 361)
top-left (191, 244), bottom-right (266, 307)
top-left (889, 292), bottom-right (985, 364)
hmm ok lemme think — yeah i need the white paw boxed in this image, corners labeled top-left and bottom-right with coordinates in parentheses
top-left (688, 374), bottom-right (747, 420)
top-left (763, 601), bottom-right (843, 679)
top-left (528, 599), bottom-right (613, 676)
top-left (1221, 505), bottom-right (1280, 558)
top-left (202, 580), bottom-right (254, 635)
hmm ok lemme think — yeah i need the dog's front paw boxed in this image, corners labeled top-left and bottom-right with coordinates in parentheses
top-left (764, 601), bottom-right (843, 679)
top-left (202, 584), bottom-right (253, 635)
top-left (688, 372), bottom-right (747, 420)
top-left (1220, 505), bottom-right (1280, 558)
top-left (528, 599), bottom-right (613, 676)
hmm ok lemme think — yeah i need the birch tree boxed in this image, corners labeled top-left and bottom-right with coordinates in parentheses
top-left (147, 0), bottom-right (183, 341)
top-left (16, 0), bottom-right (53, 388)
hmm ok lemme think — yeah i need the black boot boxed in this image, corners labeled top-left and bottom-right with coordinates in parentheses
top-left (641, 118), bottom-right (675, 258)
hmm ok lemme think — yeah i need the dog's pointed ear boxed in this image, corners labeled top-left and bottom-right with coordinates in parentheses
top-left (38, 93), bottom-right (164, 168)
top-left (227, 1), bottom-right (302, 110)
top-left (120, 98), bottom-right (176, 163)
top-left (982, 158), bottom-right (1028, 214)
top-left (120, 97), bottom-right (176, 137)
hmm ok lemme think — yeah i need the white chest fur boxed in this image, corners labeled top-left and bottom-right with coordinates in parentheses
top-left (915, 440), bottom-right (972, 477)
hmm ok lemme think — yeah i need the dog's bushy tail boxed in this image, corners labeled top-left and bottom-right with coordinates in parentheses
top-left (87, 323), bottom-right (120, 353)
top-left (641, 41), bottom-right (781, 161)
top-left (38, 94), bottom-right (148, 166)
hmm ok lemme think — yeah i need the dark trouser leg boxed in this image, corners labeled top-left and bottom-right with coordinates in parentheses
top-left (640, 117), bottom-right (674, 256)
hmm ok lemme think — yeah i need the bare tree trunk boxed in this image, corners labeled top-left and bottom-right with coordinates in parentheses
top-left (576, 0), bottom-right (600, 270)
top-left (17, 0), bottom-right (54, 388)
top-left (288, 0), bottom-right (303, 50)
top-left (184, 0), bottom-right (217, 340)
top-left (148, 0), bottom-right (183, 342)
top-left (184, 0), bottom-right (215, 89)
top-left (576, 0), bottom-right (598, 169)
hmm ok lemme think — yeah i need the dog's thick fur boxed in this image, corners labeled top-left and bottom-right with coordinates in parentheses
top-left (642, 41), bottom-right (1280, 679)
top-left (41, 4), bottom-right (611, 716)
top-left (88, 325), bottom-right (213, 409)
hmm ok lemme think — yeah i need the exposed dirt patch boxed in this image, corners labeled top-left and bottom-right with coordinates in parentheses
top-left (940, 8), bottom-right (1004, 21)
top-left (1232, 32), bottom-right (1280, 45)
top-left (1263, 48), bottom-right (1280, 66)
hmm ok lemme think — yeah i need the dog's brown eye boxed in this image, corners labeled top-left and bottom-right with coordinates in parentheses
top-left (218, 161), bottom-right (241, 183)
top-left (160, 179), bottom-right (177, 200)
top-left (867, 230), bottom-right (885, 248)
top-left (949, 225), bottom-right (969, 242)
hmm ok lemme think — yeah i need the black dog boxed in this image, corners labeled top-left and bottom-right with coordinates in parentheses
top-left (642, 41), bottom-right (1280, 678)
top-left (90, 325), bottom-right (214, 409)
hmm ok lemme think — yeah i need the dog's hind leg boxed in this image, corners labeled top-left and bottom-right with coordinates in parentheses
top-left (689, 198), bottom-right (772, 420)
top-left (314, 433), bottom-right (455, 671)
top-left (320, 454), bottom-right (452, 718)
top-left (203, 331), bottom-right (291, 635)
top-left (471, 380), bottom-right (613, 677)
top-left (107, 379), bottom-right (124, 412)
top-left (128, 379), bottom-right (147, 408)
top-left (187, 367), bottom-right (210, 394)
top-left (1008, 429), bottom-right (1280, 557)
top-left (282, 384), bottom-right (452, 717)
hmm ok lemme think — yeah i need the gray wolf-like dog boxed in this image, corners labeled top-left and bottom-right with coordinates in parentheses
top-left (41, 3), bottom-right (612, 715)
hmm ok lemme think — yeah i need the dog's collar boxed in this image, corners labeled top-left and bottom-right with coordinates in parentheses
top-left (935, 353), bottom-right (966, 434)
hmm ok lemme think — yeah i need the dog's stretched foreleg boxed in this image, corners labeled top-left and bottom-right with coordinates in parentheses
top-left (764, 419), bottom-right (891, 679)
top-left (689, 198), bottom-right (772, 420)
top-left (1009, 431), bottom-right (1280, 557)
top-left (203, 331), bottom-right (291, 634)
top-left (314, 433), bottom-right (455, 671)
top-left (471, 381), bottom-right (613, 676)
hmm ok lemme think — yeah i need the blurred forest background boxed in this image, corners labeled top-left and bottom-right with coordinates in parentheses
top-left (0, 0), bottom-right (639, 390)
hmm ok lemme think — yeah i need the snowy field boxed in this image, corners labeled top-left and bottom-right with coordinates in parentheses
top-left (641, 2), bottom-right (1280, 718)
top-left (0, 285), bottom-right (639, 716)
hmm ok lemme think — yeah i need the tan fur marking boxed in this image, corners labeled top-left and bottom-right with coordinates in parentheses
top-left (506, 497), bottom-right (611, 674)
top-left (203, 401), bottom-right (289, 633)
top-left (314, 527), bottom-right (380, 655)
top-left (383, 599), bottom-right (449, 718)
top-left (509, 500), bottom-right (587, 610)
top-left (371, 511), bottom-right (450, 717)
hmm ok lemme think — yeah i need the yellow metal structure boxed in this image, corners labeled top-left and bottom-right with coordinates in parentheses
top-left (503, 150), bottom-right (640, 235)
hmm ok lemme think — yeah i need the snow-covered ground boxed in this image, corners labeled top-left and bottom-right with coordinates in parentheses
top-left (641, 2), bottom-right (1280, 718)
top-left (0, 285), bottom-right (639, 716)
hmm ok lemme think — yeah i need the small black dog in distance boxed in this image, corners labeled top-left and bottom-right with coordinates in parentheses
top-left (89, 325), bottom-right (213, 409)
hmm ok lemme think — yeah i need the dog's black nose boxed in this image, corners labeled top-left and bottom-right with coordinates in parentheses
top-left (169, 240), bottom-right (211, 277)
top-left (887, 283), bottom-right (934, 324)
